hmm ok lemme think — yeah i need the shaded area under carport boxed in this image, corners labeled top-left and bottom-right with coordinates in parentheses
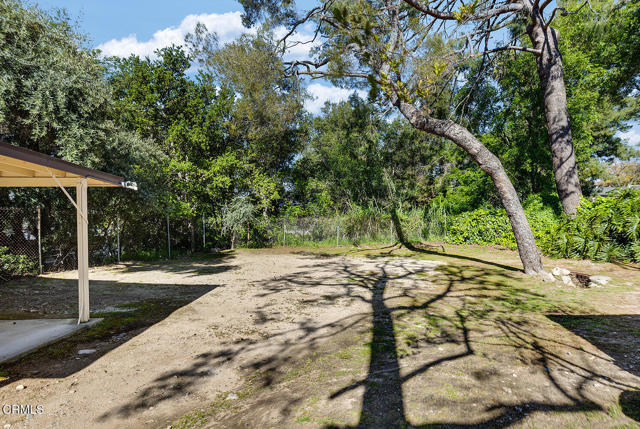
top-left (0, 318), bottom-right (102, 364)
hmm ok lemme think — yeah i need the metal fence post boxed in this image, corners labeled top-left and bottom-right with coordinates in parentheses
top-left (336, 224), bottom-right (339, 248)
top-left (283, 222), bottom-right (286, 247)
top-left (37, 205), bottom-right (42, 274)
top-left (166, 213), bottom-right (171, 259)
top-left (444, 209), bottom-right (447, 241)
top-left (117, 217), bottom-right (121, 263)
top-left (202, 213), bottom-right (206, 249)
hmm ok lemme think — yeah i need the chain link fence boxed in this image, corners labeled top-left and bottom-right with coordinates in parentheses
top-left (0, 205), bottom-right (218, 280)
top-left (256, 211), bottom-right (433, 248)
top-left (0, 207), bottom-right (40, 279)
top-left (0, 204), bottom-right (447, 280)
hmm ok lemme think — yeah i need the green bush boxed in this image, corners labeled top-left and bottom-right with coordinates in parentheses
top-left (0, 246), bottom-right (37, 278)
top-left (445, 195), bottom-right (559, 249)
top-left (444, 191), bottom-right (640, 264)
top-left (446, 208), bottom-right (517, 248)
top-left (541, 190), bottom-right (640, 263)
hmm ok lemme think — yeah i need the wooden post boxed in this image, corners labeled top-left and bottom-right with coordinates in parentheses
top-left (117, 218), bottom-right (120, 263)
top-left (37, 205), bottom-right (42, 274)
top-left (166, 213), bottom-right (171, 259)
top-left (76, 179), bottom-right (90, 323)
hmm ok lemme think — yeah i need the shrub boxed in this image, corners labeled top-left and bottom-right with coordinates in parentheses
top-left (541, 190), bottom-right (640, 263)
top-left (0, 246), bottom-right (37, 278)
top-left (444, 195), bottom-right (559, 250)
top-left (444, 191), bottom-right (640, 264)
top-left (343, 206), bottom-right (392, 245)
top-left (446, 208), bottom-right (517, 248)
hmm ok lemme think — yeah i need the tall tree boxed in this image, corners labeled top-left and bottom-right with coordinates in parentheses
top-left (207, 33), bottom-right (308, 217)
top-left (240, 0), bottom-right (592, 215)
top-left (240, 1), bottom-right (547, 275)
top-left (399, 0), bottom-right (591, 215)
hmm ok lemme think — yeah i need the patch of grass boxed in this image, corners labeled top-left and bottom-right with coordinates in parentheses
top-left (318, 417), bottom-right (342, 425)
top-left (607, 403), bottom-right (622, 418)
top-left (295, 415), bottom-right (311, 423)
top-left (444, 383), bottom-right (460, 400)
top-left (335, 348), bottom-right (353, 360)
top-left (87, 299), bottom-right (191, 340)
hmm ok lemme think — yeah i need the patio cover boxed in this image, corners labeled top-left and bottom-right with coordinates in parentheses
top-left (0, 142), bottom-right (137, 322)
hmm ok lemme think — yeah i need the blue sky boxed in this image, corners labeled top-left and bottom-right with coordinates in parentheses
top-left (32, 1), bottom-right (640, 145)
top-left (34, 0), bottom-right (355, 114)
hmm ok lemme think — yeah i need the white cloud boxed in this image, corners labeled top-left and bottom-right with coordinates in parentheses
top-left (97, 12), bottom-right (357, 116)
top-left (96, 11), bottom-right (320, 61)
top-left (619, 127), bottom-right (640, 148)
top-left (97, 12), bottom-right (251, 58)
top-left (274, 22), bottom-right (319, 61)
top-left (305, 84), bottom-right (367, 115)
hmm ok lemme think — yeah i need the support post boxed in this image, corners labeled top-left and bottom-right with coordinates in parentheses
top-left (37, 205), bottom-right (42, 275)
top-left (167, 213), bottom-right (171, 259)
top-left (202, 213), bottom-right (206, 249)
top-left (336, 224), bottom-right (339, 248)
top-left (76, 179), bottom-right (90, 323)
top-left (117, 218), bottom-right (121, 263)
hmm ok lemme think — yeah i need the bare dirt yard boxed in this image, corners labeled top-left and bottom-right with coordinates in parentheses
top-left (1, 245), bottom-right (639, 428)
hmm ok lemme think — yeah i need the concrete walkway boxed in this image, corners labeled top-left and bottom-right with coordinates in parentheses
top-left (0, 318), bottom-right (101, 363)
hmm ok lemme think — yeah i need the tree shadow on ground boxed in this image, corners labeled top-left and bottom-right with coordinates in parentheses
top-left (548, 314), bottom-right (640, 422)
top-left (97, 255), bottom-right (639, 427)
top-left (101, 250), bottom-right (236, 276)
top-left (297, 243), bottom-right (522, 273)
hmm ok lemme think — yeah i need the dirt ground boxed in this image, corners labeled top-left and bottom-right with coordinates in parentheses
top-left (0, 245), bottom-right (639, 428)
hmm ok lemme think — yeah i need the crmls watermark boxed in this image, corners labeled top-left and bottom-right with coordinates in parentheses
top-left (1, 404), bottom-right (44, 415)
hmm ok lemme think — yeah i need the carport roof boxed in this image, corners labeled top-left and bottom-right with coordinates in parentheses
top-left (0, 141), bottom-right (137, 189)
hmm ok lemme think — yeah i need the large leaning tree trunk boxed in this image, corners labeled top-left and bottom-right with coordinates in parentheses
top-left (400, 0), bottom-right (584, 216)
top-left (234, 0), bottom-right (548, 275)
top-left (393, 97), bottom-right (546, 275)
top-left (526, 3), bottom-right (582, 216)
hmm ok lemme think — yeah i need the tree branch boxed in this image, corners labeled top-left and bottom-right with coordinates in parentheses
top-left (402, 0), bottom-right (524, 21)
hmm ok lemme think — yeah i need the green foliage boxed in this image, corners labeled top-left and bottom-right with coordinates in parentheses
top-left (445, 195), bottom-right (559, 249)
top-left (222, 196), bottom-right (257, 242)
top-left (343, 206), bottom-right (390, 246)
top-left (445, 191), bottom-right (640, 264)
top-left (542, 190), bottom-right (640, 263)
top-left (0, 247), bottom-right (37, 277)
top-left (446, 208), bottom-right (517, 249)
top-left (422, 196), bottom-right (448, 240)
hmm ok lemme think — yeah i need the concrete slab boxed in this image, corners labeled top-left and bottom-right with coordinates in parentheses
top-left (0, 318), bottom-right (102, 364)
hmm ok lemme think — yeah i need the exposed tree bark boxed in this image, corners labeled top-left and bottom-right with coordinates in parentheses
top-left (526, 4), bottom-right (583, 216)
top-left (393, 98), bottom-right (546, 275)
top-left (402, 0), bottom-right (584, 216)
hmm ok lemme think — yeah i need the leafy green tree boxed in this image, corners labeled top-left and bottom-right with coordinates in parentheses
top-left (107, 46), bottom-right (239, 247)
top-left (292, 95), bottom-right (452, 213)
top-left (0, 0), bottom-right (168, 262)
top-left (241, 1), bottom-right (547, 274)
top-left (295, 95), bottom-right (386, 210)
top-left (222, 195), bottom-right (257, 248)
top-left (211, 33), bottom-right (307, 173)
